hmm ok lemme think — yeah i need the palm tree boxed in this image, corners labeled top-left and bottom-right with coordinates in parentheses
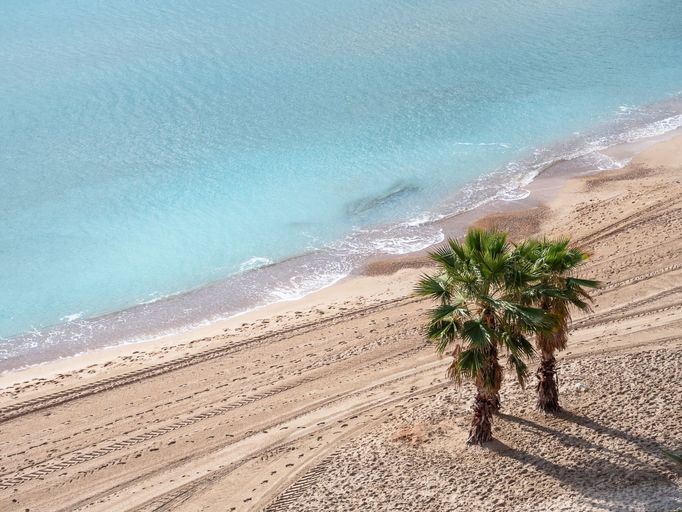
top-left (515, 238), bottom-right (599, 413)
top-left (416, 229), bottom-right (555, 445)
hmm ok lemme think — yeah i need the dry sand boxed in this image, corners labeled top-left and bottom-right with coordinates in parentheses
top-left (0, 134), bottom-right (681, 511)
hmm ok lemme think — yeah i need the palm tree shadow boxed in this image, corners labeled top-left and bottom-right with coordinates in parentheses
top-left (489, 412), bottom-right (681, 511)
top-left (558, 410), bottom-right (669, 452)
top-left (499, 412), bottom-right (661, 466)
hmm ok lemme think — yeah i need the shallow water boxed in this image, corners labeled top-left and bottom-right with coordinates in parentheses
top-left (1, 1), bottom-right (682, 368)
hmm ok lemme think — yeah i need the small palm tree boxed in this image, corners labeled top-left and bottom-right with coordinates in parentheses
top-left (516, 238), bottom-right (599, 413)
top-left (416, 229), bottom-right (555, 445)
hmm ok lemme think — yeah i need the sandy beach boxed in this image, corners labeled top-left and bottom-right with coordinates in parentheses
top-left (1, 134), bottom-right (681, 511)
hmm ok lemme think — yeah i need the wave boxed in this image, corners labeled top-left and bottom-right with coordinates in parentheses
top-left (428, 103), bottom-right (682, 219)
top-left (60, 312), bottom-right (84, 323)
top-left (239, 257), bottom-right (274, 272)
top-left (369, 230), bottom-right (445, 255)
top-left (266, 263), bottom-right (351, 302)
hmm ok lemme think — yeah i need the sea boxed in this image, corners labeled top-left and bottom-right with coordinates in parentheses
top-left (1, 0), bottom-right (682, 370)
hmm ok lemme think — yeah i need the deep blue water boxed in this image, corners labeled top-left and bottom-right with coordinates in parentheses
top-left (1, 0), bottom-right (682, 366)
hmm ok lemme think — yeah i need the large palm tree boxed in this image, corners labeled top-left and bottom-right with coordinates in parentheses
top-left (416, 229), bottom-right (555, 445)
top-left (515, 238), bottom-right (599, 413)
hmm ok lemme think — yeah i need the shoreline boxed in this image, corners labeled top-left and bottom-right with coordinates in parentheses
top-left (2, 125), bottom-right (681, 384)
top-left (0, 128), bottom-right (680, 511)
top-left (3, 103), bottom-right (682, 370)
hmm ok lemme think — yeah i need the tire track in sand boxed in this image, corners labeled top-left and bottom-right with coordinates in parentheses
top-left (0, 295), bottom-right (424, 424)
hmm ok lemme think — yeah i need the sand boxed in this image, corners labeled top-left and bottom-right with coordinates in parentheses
top-left (0, 134), bottom-right (681, 511)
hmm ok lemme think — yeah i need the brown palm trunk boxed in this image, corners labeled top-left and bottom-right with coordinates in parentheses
top-left (483, 313), bottom-right (502, 415)
top-left (536, 352), bottom-right (561, 413)
top-left (467, 390), bottom-right (494, 445)
top-left (491, 393), bottom-right (501, 414)
top-left (468, 310), bottom-right (501, 442)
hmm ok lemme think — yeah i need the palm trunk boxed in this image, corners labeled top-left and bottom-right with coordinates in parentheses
top-left (483, 315), bottom-right (502, 415)
top-left (491, 393), bottom-right (501, 414)
top-left (536, 352), bottom-right (561, 413)
top-left (467, 390), bottom-right (494, 445)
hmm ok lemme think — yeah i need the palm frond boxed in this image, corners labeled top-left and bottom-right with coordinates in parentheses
top-left (447, 238), bottom-right (468, 261)
top-left (460, 320), bottom-right (493, 349)
top-left (483, 297), bottom-right (557, 333)
top-left (456, 348), bottom-right (485, 379)
top-left (499, 331), bottom-right (535, 358)
top-left (414, 273), bottom-right (451, 301)
top-left (507, 351), bottom-right (529, 386)
top-left (429, 245), bottom-right (458, 270)
top-left (565, 277), bottom-right (601, 290)
top-left (426, 303), bottom-right (468, 353)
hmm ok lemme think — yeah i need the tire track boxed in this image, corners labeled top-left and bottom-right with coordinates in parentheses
top-left (576, 199), bottom-right (679, 246)
top-left (597, 263), bottom-right (682, 291)
top-left (2, 321), bottom-right (423, 462)
top-left (0, 295), bottom-right (425, 424)
top-left (67, 363), bottom-right (448, 512)
top-left (583, 207), bottom-right (681, 247)
top-left (572, 302), bottom-right (682, 332)
top-left (571, 287), bottom-right (682, 330)
top-left (0, 377), bottom-right (316, 490)
top-left (131, 377), bottom-right (447, 512)
top-left (263, 452), bottom-right (342, 512)
top-left (0, 340), bottom-right (428, 490)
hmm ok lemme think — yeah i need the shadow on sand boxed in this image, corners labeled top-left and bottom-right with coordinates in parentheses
top-left (487, 411), bottom-right (681, 511)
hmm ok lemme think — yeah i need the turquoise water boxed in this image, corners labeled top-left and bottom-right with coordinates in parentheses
top-left (1, 0), bottom-right (682, 367)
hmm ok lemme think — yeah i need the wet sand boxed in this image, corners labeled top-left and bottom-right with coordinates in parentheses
top-left (0, 134), bottom-right (681, 511)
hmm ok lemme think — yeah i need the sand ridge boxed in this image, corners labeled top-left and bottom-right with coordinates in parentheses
top-left (0, 135), bottom-right (681, 511)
